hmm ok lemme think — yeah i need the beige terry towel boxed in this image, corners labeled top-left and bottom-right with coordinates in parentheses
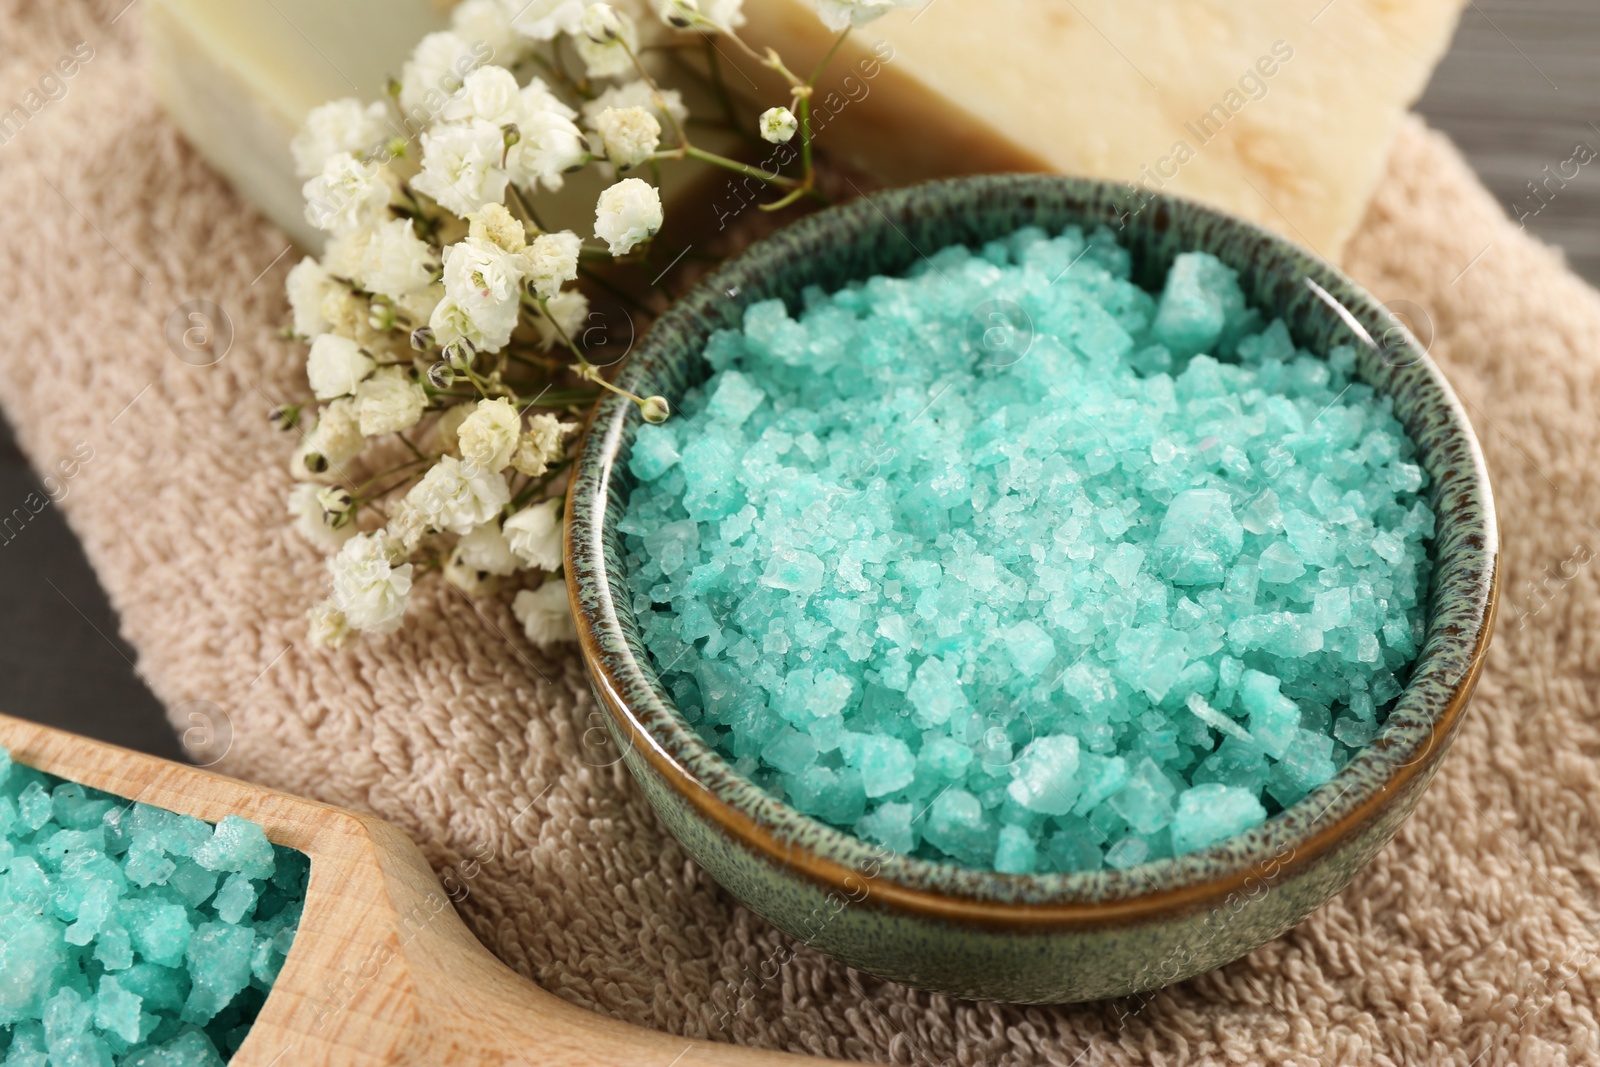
top-left (4, 3), bottom-right (1600, 1064)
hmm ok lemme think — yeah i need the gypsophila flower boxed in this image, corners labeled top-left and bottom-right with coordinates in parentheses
top-left (595, 177), bottom-right (663, 255)
top-left (405, 455), bottom-right (511, 535)
top-left (316, 484), bottom-right (355, 522)
top-left (284, 5), bottom-right (852, 644)
top-left (513, 582), bottom-right (577, 646)
top-left (292, 99), bottom-right (391, 179)
top-left (302, 152), bottom-right (392, 235)
top-left (640, 395), bottom-right (671, 423)
top-left (577, 5), bottom-right (639, 79)
top-left (467, 202), bottom-right (528, 252)
top-left (354, 366), bottom-right (427, 436)
top-left (315, 398), bottom-right (366, 466)
top-left (450, 0), bottom-right (524, 62)
top-left (582, 80), bottom-right (688, 131)
top-left (507, 0), bottom-right (589, 41)
top-left (595, 106), bottom-right (660, 169)
top-left (525, 231), bottom-right (582, 300)
top-left (759, 106), bottom-right (798, 144)
top-left (399, 31), bottom-right (487, 116)
top-left (657, 0), bottom-right (698, 27)
top-left (320, 229), bottom-right (369, 280)
top-left (398, 284), bottom-right (445, 336)
top-left (306, 334), bottom-right (376, 400)
top-left (511, 413), bottom-right (576, 476)
top-left (330, 532), bottom-right (413, 634)
top-left (289, 483), bottom-right (356, 550)
top-left (519, 77), bottom-right (579, 124)
top-left (658, 0), bottom-right (745, 29)
top-left (431, 237), bottom-right (527, 352)
top-left (286, 257), bottom-right (334, 338)
top-left (455, 521), bottom-right (519, 575)
top-left (506, 88), bottom-right (588, 192)
top-left (292, 398), bottom-right (364, 481)
top-left (358, 218), bottom-right (436, 299)
top-left (412, 119), bottom-right (510, 218)
top-left (583, 3), bottom-right (624, 40)
top-left (458, 397), bottom-right (522, 473)
top-left (307, 600), bottom-right (353, 648)
top-left (503, 499), bottom-right (564, 570)
top-left (535, 289), bottom-right (590, 350)
top-left (441, 64), bottom-right (523, 127)
top-left (811, 0), bottom-right (928, 31)
top-left (385, 498), bottom-right (427, 554)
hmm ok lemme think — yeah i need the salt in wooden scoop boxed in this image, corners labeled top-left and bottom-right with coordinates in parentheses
top-left (0, 712), bottom-right (838, 1066)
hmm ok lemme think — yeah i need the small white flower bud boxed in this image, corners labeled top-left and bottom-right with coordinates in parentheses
top-left (410, 326), bottom-right (435, 352)
top-left (759, 106), bottom-right (798, 144)
top-left (583, 3), bottom-right (625, 41)
top-left (427, 362), bottom-right (457, 389)
top-left (660, 0), bottom-right (699, 27)
top-left (316, 486), bottom-right (355, 528)
top-left (640, 395), bottom-right (671, 423)
top-left (576, 4), bottom-right (639, 77)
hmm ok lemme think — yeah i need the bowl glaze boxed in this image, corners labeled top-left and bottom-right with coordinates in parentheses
top-left (564, 174), bottom-right (1498, 1004)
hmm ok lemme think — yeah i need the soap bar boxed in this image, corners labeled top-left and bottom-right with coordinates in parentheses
top-left (727, 0), bottom-right (1466, 261)
top-left (145, 0), bottom-right (743, 250)
top-left (146, 0), bottom-right (450, 250)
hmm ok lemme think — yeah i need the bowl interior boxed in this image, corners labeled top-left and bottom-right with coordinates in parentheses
top-left (569, 174), bottom-right (1497, 908)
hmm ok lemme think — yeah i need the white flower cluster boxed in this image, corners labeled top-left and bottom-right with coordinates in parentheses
top-left (285, 0), bottom-right (923, 649)
top-left (304, 395), bottom-right (579, 648)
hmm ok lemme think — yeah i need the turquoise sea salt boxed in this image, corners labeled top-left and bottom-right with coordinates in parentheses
top-left (0, 746), bottom-right (306, 1065)
top-left (621, 224), bottom-right (1433, 873)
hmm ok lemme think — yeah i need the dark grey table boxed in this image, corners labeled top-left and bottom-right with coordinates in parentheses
top-left (3, 0), bottom-right (1592, 759)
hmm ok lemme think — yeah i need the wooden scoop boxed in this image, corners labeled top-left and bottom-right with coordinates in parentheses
top-left (0, 713), bottom-right (835, 1066)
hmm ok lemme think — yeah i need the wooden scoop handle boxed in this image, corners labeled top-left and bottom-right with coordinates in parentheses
top-left (0, 714), bottom-right (837, 1066)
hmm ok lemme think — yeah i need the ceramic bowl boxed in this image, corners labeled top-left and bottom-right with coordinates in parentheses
top-left (564, 174), bottom-right (1498, 1004)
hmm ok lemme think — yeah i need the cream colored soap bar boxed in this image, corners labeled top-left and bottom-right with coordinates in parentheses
top-left (730, 0), bottom-right (1466, 261)
top-left (147, 0), bottom-right (450, 249)
top-left (145, 0), bottom-right (734, 250)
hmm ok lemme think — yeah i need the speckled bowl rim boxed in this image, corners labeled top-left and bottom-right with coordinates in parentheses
top-left (566, 174), bottom-right (1499, 926)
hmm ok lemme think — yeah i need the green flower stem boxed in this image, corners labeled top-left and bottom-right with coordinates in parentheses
top-left (506, 182), bottom-right (547, 234)
top-left (664, 145), bottom-right (801, 188)
top-left (398, 434), bottom-right (430, 464)
top-left (533, 295), bottom-right (651, 412)
top-left (459, 364), bottom-right (496, 399)
top-left (797, 91), bottom-right (814, 189)
top-left (621, 39), bottom-right (692, 148)
top-left (718, 27), bottom-right (804, 88)
top-left (502, 350), bottom-right (564, 372)
top-left (807, 29), bottom-right (852, 85)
